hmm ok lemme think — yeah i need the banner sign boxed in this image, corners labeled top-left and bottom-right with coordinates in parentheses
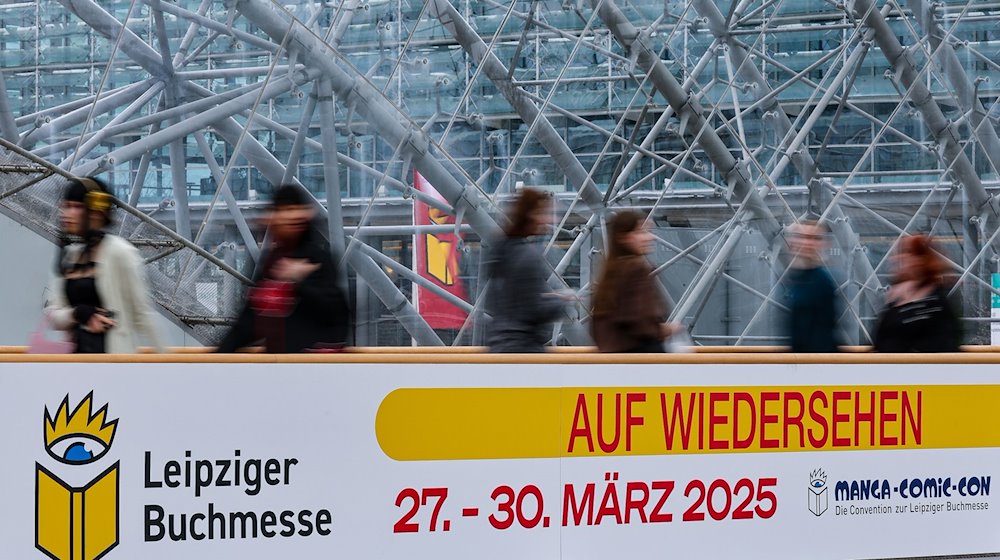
top-left (2, 361), bottom-right (998, 559)
top-left (413, 171), bottom-right (468, 329)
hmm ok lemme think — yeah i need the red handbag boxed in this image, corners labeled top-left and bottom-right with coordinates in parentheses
top-left (248, 280), bottom-right (296, 317)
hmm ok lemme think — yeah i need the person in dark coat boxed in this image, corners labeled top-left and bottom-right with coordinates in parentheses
top-left (486, 188), bottom-right (572, 353)
top-left (873, 235), bottom-right (960, 352)
top-left (592, 210), bottom-right (679, 352)
top-left (783, 220), bottom-right (841, 352)
top-left (216, 185), bottom-right (349, 353)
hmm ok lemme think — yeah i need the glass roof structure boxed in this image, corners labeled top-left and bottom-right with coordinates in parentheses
top-left (1, 0), bottom-right (999, 346)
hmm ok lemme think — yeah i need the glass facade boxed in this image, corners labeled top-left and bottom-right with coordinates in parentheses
top-left (1, 0), bottom-right (999, 345)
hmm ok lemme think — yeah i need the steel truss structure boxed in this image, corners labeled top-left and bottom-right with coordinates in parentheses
top-left (2, 0), bottom-right (1000, 346)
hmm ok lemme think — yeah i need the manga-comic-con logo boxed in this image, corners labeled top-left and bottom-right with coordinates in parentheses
top-left (809, 469), bottom-right (828, 516)
top-left (36, 393), bottom-right (119, 560)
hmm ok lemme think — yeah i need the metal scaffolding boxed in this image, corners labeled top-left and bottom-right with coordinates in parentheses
top-left (1, 0), bottom-right (1000, 346)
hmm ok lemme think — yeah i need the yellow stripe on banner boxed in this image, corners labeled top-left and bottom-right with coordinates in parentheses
top-left (376, 388), bottom-right (562, 461)
top-left (375, 385), bottom-right (1000, 461)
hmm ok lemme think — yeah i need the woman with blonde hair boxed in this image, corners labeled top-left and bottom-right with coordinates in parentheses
top-left (592, 211), bottom-right (678, 352)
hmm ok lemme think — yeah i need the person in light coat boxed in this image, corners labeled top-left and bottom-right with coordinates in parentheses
top-left (45, 177), bottom-right (163, 354)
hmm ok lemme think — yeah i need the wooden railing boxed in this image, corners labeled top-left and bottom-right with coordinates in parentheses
top-left (3, 345), bottom-right (1000, 363)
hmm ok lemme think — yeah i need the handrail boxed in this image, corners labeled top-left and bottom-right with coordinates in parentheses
top-left (5, 345), bottom-right (1000, 355)
top-left (0, 345), bottom-right (820, 354)
top-left (4, 351), bottom-right (1000, 364)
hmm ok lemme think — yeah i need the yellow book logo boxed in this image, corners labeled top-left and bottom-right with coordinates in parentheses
top-left (36, 463), bottom-right (119, 560)
top-left (424, 207), bottom-right (459, 286)
top-left (426, 234), bottom-right (457, 286)
top-left (36, 393), bottom-right (119, 560)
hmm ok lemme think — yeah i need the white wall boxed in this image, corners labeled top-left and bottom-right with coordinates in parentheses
top-left (0, 213), bottom-right (198, 347)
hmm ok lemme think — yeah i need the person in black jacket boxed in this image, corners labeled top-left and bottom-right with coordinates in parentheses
top-left (783, 220), bottom-right (841, 352)
top-left (216, 185), bottom-right (349, 353)
top-left (486, 188), bottom-right (573, 353)
top-left (873, 234), bottom-right (960, 352)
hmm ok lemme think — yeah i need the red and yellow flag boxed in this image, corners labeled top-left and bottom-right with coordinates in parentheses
top-left (413, 172), bottom-right (468, 329)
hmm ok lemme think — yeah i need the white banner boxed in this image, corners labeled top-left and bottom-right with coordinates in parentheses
top-left (1, 361), bottom-right (998, 559)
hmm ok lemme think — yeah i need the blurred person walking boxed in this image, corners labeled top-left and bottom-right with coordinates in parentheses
top-left (486, 188), bottom-right (573, 353)
top-left (592, 211), bottom-right (680, 352)
top-left (45, 177), bottom-right (163, 353)
top-left (217, 185), bottom-right (349, 353)
top-left (872, 235), bottom-right (960, 352)
top-left (783, 220), bottom-right (841, 352)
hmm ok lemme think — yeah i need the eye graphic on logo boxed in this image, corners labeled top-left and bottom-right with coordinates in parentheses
top-left (809, 468), bottom-right (827, 490)
top-left (43, 392), bottom-right (118, 466)
top-left (47, 434), bottom-right (110, 465)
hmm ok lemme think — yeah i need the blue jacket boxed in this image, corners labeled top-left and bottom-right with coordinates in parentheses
top-left (784, 266), bottom-right (841, 352)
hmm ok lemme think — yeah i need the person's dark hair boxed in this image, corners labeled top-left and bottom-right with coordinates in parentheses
top-left (504, 188), bottom-right (551, 238)
top-left (604, 210), bottom-right (645, 261)
top-left (593, 210), bottom-right (646, 317)
top-left (57, 177), bottom-right (115, 274)
top-left (271, 184), bottom-right (310, 208)
top-left (64, 176), bottom-right (114, 228)
top-left (897, 234), bottom-right (948, 287)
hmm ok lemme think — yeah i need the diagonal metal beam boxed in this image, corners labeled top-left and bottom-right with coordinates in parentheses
top-left (430, 0), bottom-right (605, 213)
top-left (480, 0), bottom-right (632, 64)
top-left (317, 78), bottom-right (349, 288)
top-left (216, 110), bottom-right (446, 344)
top-left (57, 83), bottom-right (165, 168)
top-left (743, 46), bottom-right (930, 153)
top-left (70, 72), bottom-right (317, 176)
top-left (57, 0), bottom-right (171, 76)
top-left (141, 0), bottom-right (281, 52)
top-left (171, 0), bottom-right (214, 67)
top-left (907, 0), bottom-right (1000, 177)
top-left (851, 0), bottom-right (1000, 224)
top-left (351, 238), bottom-right (475, 315)
top-left (228, 0), bottom-right (503, 243)
top-left (15, 83), bottom-right (137, 128)
top-left (149, 0), bottom-right (175, 73)
top-left (240, 108), bottom-right (453, 212)
top-left (652, 231), bottom-right (788, 311)
top-left (614, 42), bottom-right (719, 196)
top-left (127, 119), bottom-right (160, 207)
top-left (193, 131), bottom-right (261, 263)
top-left (30, 80), bottom-right (273, 158)
top-left (511, 86), bottom-right (727, 192)
top-left (20, 80), bottom-right (154, 149)
top-left (282, 92), bottom-right (318, 184)
top-left (590, 0), bottom-right (782, 241)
